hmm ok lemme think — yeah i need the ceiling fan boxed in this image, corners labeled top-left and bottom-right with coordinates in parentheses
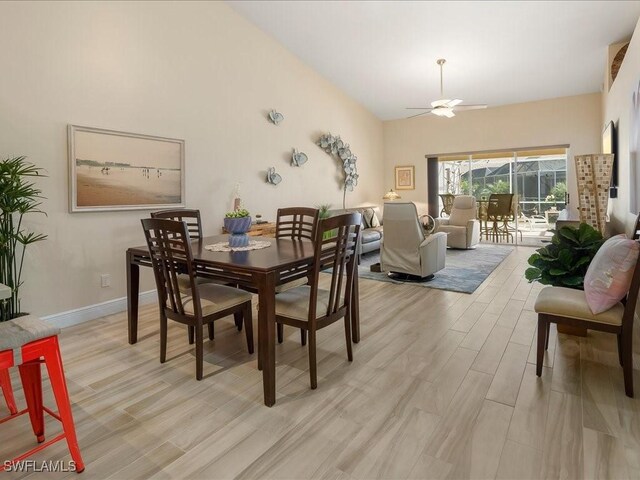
top-left (406, 59), bottom-right (487, 119)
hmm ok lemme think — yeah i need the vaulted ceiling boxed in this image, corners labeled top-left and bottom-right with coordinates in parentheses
top-left (229, 1), bottom-right (640, 120)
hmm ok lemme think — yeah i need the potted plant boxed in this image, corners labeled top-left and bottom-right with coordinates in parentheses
top-left (525, 223), bottom-right (604, 289)
top-left (316, 204), bottom-right (335, 240)
top-left (0, 156), bottom-right (47, 321)
top-left (224, 208), bottom-right (252, 247)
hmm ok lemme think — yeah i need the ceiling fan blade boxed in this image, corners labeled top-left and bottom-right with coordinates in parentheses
top-left (453, 104), bottom-right (488, 111)
top-left (431, 99), bottom-right (451, 108)
top-left (442, 109), bottom-right (455, 118)
top-left (406, 111), bottom-right (433, 119)
top-left (448, 99), bottom-right (463, 107)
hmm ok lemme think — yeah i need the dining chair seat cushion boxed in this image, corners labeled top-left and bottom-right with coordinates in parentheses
top-left (534, 286), bottom-right (624, 325)
top-left (180, 284), bottom-right (252, 317)
top-left (275, 286), bottom-right (330, 321)
top-left (177, 274), bottom-right (224, 294)
top-left (583, 234), bottom-right (640, 314)
top-left (275, 277), bottom-right (309, 293)
top-left (0, 315), bottom-right (60, 365)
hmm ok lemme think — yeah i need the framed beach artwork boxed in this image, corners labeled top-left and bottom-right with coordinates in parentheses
top-left (395, 165), bottom-right (415, 190)
top-left (68, 125), bottom-right (185, 212)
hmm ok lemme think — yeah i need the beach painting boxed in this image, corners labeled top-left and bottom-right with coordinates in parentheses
top-left (68, 125), bottom-right (185, 212)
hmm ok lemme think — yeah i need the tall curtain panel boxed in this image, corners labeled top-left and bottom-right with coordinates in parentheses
top-left (575, 154), bottom-right (614, 235)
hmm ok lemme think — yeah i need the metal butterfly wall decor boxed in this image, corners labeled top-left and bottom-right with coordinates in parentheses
top-left (291, 149), bottom-right (308, 167)
top-left (266, 167), bottom-right (282, 185)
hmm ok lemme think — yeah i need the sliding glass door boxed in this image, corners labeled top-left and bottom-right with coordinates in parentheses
top-left (437, 148), bottom-right (567, 246)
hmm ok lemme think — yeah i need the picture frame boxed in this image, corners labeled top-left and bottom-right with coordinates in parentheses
top-left (68, 125), bottom-right (185, 212)
top-left (395, 165), bottom-right (415, 190)
top-left (602, 120), bottom-right (618, 198)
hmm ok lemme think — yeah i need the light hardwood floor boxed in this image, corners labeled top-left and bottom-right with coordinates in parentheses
top-left (2, 246), bottom-right (640, 479)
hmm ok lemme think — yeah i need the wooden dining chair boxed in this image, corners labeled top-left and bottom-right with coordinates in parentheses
top-left (151, 209), bottom-right (242, 338)
top-left (275, 207), bottom-right (320, 346)
top-left (141, 218), bottom-right (254, 380)
top-left (487, 193), bottom-right (514, 242)
top-left (274, 212), bottom-right (361, 389)
top-left (150, 209), bottom-right (204, 239)
top-left (633, 212), bottom-right (640, 240)
top-left (534, 243), bottom-right (640, 397)
top-left (439, 194), bottom-right (456, 217)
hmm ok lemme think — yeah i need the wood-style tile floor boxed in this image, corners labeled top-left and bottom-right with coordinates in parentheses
top-left (2, 247), bottom-right (640, 479)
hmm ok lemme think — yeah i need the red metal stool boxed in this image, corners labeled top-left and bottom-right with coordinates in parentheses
top-left (0, 315), bottom-right (84, 473)
top-left (0, 368), bottom-right (18, 415)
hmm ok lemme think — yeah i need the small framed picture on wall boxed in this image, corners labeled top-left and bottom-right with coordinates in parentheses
top-left (395, 165), bottom-right (415, 190)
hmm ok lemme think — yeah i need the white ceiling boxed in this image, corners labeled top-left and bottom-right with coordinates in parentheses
top-left (228, 1), bottom-right (640, 120)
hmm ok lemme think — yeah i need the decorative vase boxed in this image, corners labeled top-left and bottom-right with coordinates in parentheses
top-left (224, 216), bottom-right (252, 248)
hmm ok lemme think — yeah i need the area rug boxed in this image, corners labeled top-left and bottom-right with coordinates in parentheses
top-left (357, 243), bottom-right (514, 294)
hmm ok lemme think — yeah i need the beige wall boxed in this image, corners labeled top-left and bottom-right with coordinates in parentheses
top-left (603, 17), bottom-right (640, 235)
top-left (383, 93), bottom-right (603, 217)
top-left (0, 1), bottom-right (383, 317)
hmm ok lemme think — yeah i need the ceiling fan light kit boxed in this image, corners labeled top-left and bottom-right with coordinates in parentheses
top-left (406, 58), bottom-right (487, 119)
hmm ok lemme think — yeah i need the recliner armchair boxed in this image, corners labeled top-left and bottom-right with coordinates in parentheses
top-left (380, 202), bottom-right (447, 280)
top-left (435, 195), bottom-right (481, 249)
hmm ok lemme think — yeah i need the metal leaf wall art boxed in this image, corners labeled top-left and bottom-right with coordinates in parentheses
top-left (317, 133), bottom-right (359, 208)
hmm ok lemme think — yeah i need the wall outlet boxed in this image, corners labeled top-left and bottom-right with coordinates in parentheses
top-left (101, 274), bottom-right (111, 288)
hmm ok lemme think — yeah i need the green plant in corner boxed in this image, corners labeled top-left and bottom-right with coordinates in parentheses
top-left (0, 156), bottom-right (47, 321)
top-left (316, 204), bottom-right (336, 240)
top-left (525, 223), bottom-right (604, 289)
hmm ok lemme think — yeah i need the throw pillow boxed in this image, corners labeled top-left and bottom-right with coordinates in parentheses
top-left (361, 208), bottom-right (373, 229)
top-left (362, 208), bottom-right (380, 228)
top-left (584, 234), bottom-right (640, 314)
top-left (369, 209), bottom-right (381, 228)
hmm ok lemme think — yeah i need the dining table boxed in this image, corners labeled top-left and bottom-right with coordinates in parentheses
top-left (125, 234), bottom-right (361, 407)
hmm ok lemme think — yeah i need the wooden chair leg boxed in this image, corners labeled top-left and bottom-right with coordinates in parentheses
top-left (344, 314), bottom-right (353, 362)
top-left (300, 329), bottom-right (307, 346)
top-left (277, 323), bottom-right (284, 344)
top-left (622, 334), bottom-right (634, 398)
top-left (536, 316), bottom-right (546, 376)
top-left (195, 322), bottom-right (204, 381)
top-left (308, 329), bottom-right (317, 389)
top-left (545, 322), bottom-right (551, 350)
top-left (188, 326), bottom-right (195, 345)
top-left (243, 302), bottom-right (254, 354)
top-left (617, 333), bottom-right (624, 366)
top-left (234, 311), bottom-right (244, 336)
top-left (160, 312), bottom-right (168, 363)
top-left (208, 322), bottom-right (214, 341)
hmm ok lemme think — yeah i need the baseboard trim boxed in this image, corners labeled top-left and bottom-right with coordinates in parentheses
top-left (42, 290), bottom-right (157, 329)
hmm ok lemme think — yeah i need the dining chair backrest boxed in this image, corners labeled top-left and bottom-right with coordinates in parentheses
top-left (150, 209), bottom-right (203, 240)
top-left (141, 218), bottom-right (200, 319)
top-left (309, 213), bottom-right (361, 324)
top-left (622, 241), bottom-right (640, 331)
top-left (633, 212), bottom-right (640, 240)
top-left (276, 207), bottom-right (319, 242)
top-left (439, 194), bottom-right (456, 216)
top-left (488, 194), bottom-right (514, 218)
